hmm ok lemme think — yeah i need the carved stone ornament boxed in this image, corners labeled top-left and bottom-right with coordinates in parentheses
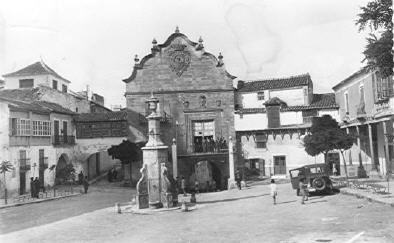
top-left (167, 40), bottom-right (191, 77)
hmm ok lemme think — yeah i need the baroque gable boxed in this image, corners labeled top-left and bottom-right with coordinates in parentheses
top-left (123, 30), bottom-right (235, 94)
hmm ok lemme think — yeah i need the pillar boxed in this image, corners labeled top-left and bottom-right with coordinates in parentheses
top-left (383, 121), bottom-right (390, 175)
top-left (227, 136), bottom-right (236, 190)
top-left (356, 126), bottom-right (362, 166)
top-left (368, 124), bottom-right (376, 170)
top-left (171, 138), bottom-right (177, 178)
top-left (346, 127), bottom-right (352, 165)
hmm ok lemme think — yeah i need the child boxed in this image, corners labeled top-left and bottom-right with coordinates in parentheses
top-left (270, 179), bottom-right (277, 205)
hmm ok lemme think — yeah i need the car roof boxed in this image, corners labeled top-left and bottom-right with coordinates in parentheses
top-left (290, 163), bottom-right (327, 171)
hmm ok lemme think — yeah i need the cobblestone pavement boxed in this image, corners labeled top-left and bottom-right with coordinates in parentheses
top-left (0, 183), bottom-right (135, 234)
top-left (1, 183), bottom-right (394, 243)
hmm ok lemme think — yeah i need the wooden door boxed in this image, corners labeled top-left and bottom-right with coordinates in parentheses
top-left (274, 156), bottom-right (286, 175)
top-left (19, 172), bottom-right (26, 195)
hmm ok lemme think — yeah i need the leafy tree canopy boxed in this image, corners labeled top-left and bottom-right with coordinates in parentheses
top-left (356, 0), bottom-right (393, 78)
top-left (304, 115), bottom-right (355, 159)
top-left (0, 161), bottom-right (14, 174)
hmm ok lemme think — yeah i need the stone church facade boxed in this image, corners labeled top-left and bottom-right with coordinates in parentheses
top-left (123, 28), bottom-right (236, 190)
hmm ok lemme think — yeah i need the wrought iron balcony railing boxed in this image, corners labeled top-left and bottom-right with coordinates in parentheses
top-left (53, 135), bottom-right (76, 146)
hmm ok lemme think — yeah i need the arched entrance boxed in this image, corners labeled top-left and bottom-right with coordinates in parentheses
top-left (55, 153), bottom-right (70, 184)
top-left (210, 162), bottom-right (222, 190)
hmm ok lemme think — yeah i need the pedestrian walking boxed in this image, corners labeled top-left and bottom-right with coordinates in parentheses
top-left (299, 177), bottom-right (308, 204)
top-left (270, 179), bottom-right (278, 205)
top-left (30, 177), bottom-right (35, 198)
top-left (34, 177), bottom-right (40, 198)
top-left (83, 176), bottom-right (90, 194)
top-left (181, 176), bottom-right (186, 196)
top-left (194, 180), bottom-right (199, 194)
top-left (235, 169), bottom-right (242, 190)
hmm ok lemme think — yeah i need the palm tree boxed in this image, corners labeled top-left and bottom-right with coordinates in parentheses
top-left (0, 160), bottom-right (14, 205)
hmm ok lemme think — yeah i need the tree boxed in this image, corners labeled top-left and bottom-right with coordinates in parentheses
top-left (356, 0), bottom-right (393, 78)
top-left (304, 115), bottom-right (355, 185)
top-left (107, 140), bottom-right (144, 186)
top-left (0, 160), bottom-right (14, 204)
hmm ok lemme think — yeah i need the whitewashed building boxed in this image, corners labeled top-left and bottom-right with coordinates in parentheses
top-left (234, 74), bottom-right (340, 178)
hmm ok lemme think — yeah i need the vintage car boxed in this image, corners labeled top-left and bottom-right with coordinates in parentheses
top-left (289, 163), bottom-right (334, 195)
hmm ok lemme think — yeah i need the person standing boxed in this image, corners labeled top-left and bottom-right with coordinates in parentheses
top-left (194, 180), bottom-right (199, 194)
top-left (181, 176), bottom-right (186, 196)
top-left (83, 176), bottom-right (90, 194)
top-left (270, 179), bottom-right (278, 205)
top-left (78, 171), bottom-right (84, 185)
top-left (34, 177), bottom-right (40, 198)
top-left (299, 177), bottom-right (308, 204)
top-left (235, 169), bottom-right (242, 190)
top-left (30, 177), bottom-right (35, 198)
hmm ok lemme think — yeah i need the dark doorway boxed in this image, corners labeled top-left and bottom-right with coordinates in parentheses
top-left (327, 153), bottom-right (340, 175)
top-left (96, 153), bottom-right (100, 176)
top-left (19, 172), bottom-right (26, 195)
top-left (39, 149), bottom-right (45, 187)
top-left (210, 162), bottom-right (222, 190)
top-left (274, 156), bottom-right (286, 175)
top-left (55, 154), bottom-right (68, 184)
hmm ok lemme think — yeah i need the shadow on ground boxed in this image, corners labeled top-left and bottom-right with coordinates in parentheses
top-left (198, 194), bottom-right (270, 205)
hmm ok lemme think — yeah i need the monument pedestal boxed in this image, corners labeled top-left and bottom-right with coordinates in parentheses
top-left (228, 178), bottom-right (237, 190)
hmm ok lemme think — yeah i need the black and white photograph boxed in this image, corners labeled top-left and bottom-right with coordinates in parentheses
top-left (0, 0), bottom-right (393, 242)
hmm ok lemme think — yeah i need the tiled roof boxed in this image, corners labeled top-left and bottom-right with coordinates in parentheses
top-left (332, 67), bottom-right (368, 91)
top-left (3, 61), bottom-right (71, 83)
top-left (0, 97), bottom-right (74, 115)
top-left (0, 88), bottom-right (42, 101)
top-left (282, 93), bottom-right (338, 111)
top-left (236, 93), bottom-right (338, 114)
top-left (237, 74), bottom-right (311, 92)
top-left (74, 111), bottom-right (127, 122)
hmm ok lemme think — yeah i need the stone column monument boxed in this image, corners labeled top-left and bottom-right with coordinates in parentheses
top-left (137, 93), bottom-right (171, 208)
top-left (172, 138), bottom-right (178, 178)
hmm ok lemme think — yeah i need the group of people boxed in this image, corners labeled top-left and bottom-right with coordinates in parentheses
top-left (194, 136), bottom-right (228, 153)
top-left (176, 176), bottom-right (218, 196)
top-left (30, 177), bottom-right (43, 198)
top-left (269, 178), bottom-right (309, 205)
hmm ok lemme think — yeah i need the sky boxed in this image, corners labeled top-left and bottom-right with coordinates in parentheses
top-left (0, 0), bottom-right (370, 108)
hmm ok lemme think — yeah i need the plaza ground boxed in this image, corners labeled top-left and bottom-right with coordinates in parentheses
top-left (1, 182), bottom-right (394, 243)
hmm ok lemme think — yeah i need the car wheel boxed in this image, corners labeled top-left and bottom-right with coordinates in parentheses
top-left (312, 177), bottom-right (326, 191)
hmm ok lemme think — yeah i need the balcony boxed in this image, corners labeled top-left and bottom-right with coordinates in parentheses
top-left (53, 135), bottom-right (76, 146)
top-left (189, 141), bottom-right (229, 154)
top-left (19, 158), bottom-right (31, 171)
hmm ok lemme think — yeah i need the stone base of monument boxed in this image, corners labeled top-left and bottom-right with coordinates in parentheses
top-left (136, 194), bottom-right (149, 209)
top-left (149, 201), bottom-right (163, 209)
top-left (227, 179), bottom-right (237, 190)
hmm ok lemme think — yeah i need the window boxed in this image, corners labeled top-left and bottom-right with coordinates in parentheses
top-left (376, 74), bottom-right (394, 100)
top-left (192, 120), bottom-right (215, 153)
top-left (52, 80), bottom-right (58, 90)
top-left (32, 120), bottom-right (51, 136)
top-left (11, 118), bottom-right (30, 136)
top-left (257, 92), bottom-right (265, 100)
top-left (19, 79), bottom-right (34, 88)
top-left (344, 92), bottom-right (349, 114)
top-left (255, 134), bottom-right (267, 149)
top-left (62, 84), bottom-right (67, 93)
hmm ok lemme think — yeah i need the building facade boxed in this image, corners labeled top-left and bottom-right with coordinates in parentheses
top-left (234, 74), bottom-right (340, 178)
top-left (123, 29), bottom-right (236, 190)
top-left (333, 68), bottom-right (394, 176)
top-left (0, 61), bottom-right (139, 198)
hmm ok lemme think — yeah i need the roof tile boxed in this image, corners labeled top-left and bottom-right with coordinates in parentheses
top-left (3, 61), bottom-right (71, 83)
top-left (238, 74), bottom-right (311, 92)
